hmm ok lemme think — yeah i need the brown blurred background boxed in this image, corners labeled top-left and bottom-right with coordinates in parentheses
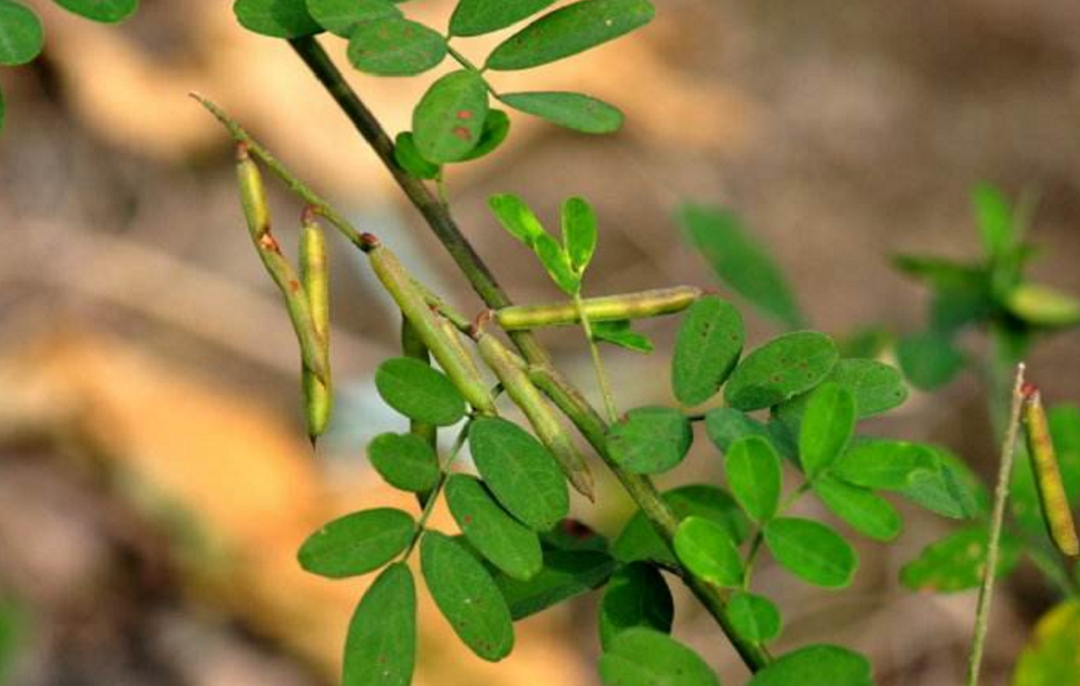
top-left (1, 0), bottom-right (1079, 684)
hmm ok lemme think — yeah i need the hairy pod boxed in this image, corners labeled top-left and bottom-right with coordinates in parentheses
top-left (300, 211), bottom-right (332, 442)
top-left (476, 329), bottom-right (595, 499)
top-left (495, 286), bottom-right (702, 331)
top-left (367, 244), bottom-right (496, 415)
top-left (235, 147), bottom-right (329, 385)
top-left (1022, 386), bottom-right (1079, 556)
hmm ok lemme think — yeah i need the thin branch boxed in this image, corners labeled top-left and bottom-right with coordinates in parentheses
top-left (966, 362), bottom-right (1026, 686)
top-left (574, 292), bottom-right (619, 422)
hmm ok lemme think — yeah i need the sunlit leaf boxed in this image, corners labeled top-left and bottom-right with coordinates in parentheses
top-left (413, 69), bottom-right (489, 163)
top-left (747, 644), bottom-right (872, 686)
top-left (347, 17), bottom-right (446, 76)
top-left (725, 436), bottom-right (781, 524)
top-left (799, 383), bottom-right (856, 480)
top-left (813, 476), bottom-right (902, 542)
top-left (764, 517), bottom-right (856, 588)
top-left (0, 0), bottom-right (43, 65)
top-left (374, 357), bottom-right (466, 426)
top-left (1014, 600), bottom-right (1080, 686)
top-left (724, 332), bottom-right (837, 411)
top-left (674, 516), bottom-right (744, 587)
top-left (725, 592), bottom-right (781, 644)
top-left (561, 196), bottom-right (598, 274)
top-left (832, 440), bottom-right (937, 491)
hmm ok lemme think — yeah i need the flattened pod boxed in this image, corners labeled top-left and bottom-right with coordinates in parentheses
top-left (495, 286), bottom-right (702, 330)
top-left (367, 243), bottom-right (496, 415)
top-left (235, 146), bottom-right (329, 385)
top-left (1022, 386), bottom-right (1079, 556)
top-left (476, 329), bottom-right (594, 499)
top-left (300, 210), bottom-right (332, 441)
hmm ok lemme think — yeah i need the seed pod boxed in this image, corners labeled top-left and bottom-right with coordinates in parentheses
top-left (1022, 385), bottom-right (1079, 556)
top-left (495, 286), bottom-right (702, 331)
top-left (367, 243), bottom-right (496, 416)
top-left (476, 329), bottom-right (594, 499)
top-left (235, 146), bottom-right (329, 385)
top-left (300, 209), bottom-right (332, 442)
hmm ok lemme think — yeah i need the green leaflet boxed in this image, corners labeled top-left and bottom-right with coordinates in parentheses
top-left (1006, 283), bottom-right (1080, 328)
top-left (900, 525), bottom-right (1022, 593)
top-left (763, 517), bottom-right (857, 588)
top-left (368, 432), bottom-right (440, 494)
top-left (234, 0), bottom-right (321, 38)
top-left (487, 193), bottom-right (580, 294)
top-left (613, 485), bottom-right (749, 566)
top-left (725, 436), bottom-right (782, 524)
top-left (420, 532), bottom-right (514, 661)
top-left (775, 358), bottom-right (908, 424)
top-left (832, 440), bottom-right (938, 491)
top-left (54, 0), bottom-right (138, 23)
top-left (498, 91), bottom-right (623, 133)
top-left (413, 70), bottom-right (489, 163)
top-left (0, 0), bottom-right (43, 65)
top-left (598, 562), bottom-right (673, 651)
top-left (446, 474), bottom-right (543, 581)
top-left (592, 320), bottom-right (654, 353)
top-left (896, 331), bottom-right (965, 391)
top-left (343, 563), bottom-right (416, 686)
top-left (599, 628), bottom-right (720, 686)
top-left (460, 108), bottom-right (511, 162)
top-left (898, 447), bottom-right (987, 519)
top-left (704, 408), bottom-right (772, 453)
top-left (1014, 600), bottom-right (1080, 686)
top-left (813, 476), bottom-right (902, 542)
top-left (374, 356), bottom-right (466, 426)
top-left (298, 508), bottom-right (415, 578)
top-left (723, 331), bottom-right (838, 411)
top-left (306, 0), bottom-right (399, 37)
top-left (393, 132), bottom-right (441, 180)
top-left (798, 383), bottom-right (856, 480)
top-left (468, 417), bottom-right (570, 531)
top-left (725, 592), bottom-right (781, 644)
top-left (606, 406), bottom-right (693, 474)
top-left (561, 196), bottom-right (598, 275)
top-left (494, 548), bottom-right (615, 620)
top-left (450, 0), bottom-right (556, 37)
top-left (672, 295), bottom-right (744, 407)
top-left (347, 17), bottom-right (447, 76)
top-left (679, 203), bottom-right (804, 329)
top-left (674, 516), bottom-right (744, 588)
top-left (486, 0), bottom-right (655, 71)
top-left (747, 644), bottom-right (873, 686)
top-left (972, 182), bottom-right (1016, 261)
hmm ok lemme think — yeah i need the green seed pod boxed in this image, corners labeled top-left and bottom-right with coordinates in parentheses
top-left (367, 243), bottom-right (496, 416)
top-left (495, 286), bottom-right (702, 331)
top-left (235, 146), bottom-right (329, 385)
top-left (1022, 385), bottom-right (1079, 557)
top-left (300, 209), bottom-right (332, 442)
top-left (476, 329), bottom-right (594, 500)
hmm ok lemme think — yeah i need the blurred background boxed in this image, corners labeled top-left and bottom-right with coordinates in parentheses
top-left (1, 0), bottom-right (1079, 684)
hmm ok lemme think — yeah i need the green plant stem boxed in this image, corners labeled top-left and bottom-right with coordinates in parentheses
top-left (219, 37), bottom-right (767, 673)
top-left (574, 292), bottom-right (619, 422)
top-left (404, 419), bottom-right (472, 559)
top-left (966, 362), bottom-right (1026, 686)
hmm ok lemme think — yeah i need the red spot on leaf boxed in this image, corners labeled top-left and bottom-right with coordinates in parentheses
top-left (452, 126), bottom-right (472, 141)
top-left (457, 110), bottom-right (473, 120)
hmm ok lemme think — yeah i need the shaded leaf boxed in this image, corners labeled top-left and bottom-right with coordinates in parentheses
top-left (680, 203), bottom-right (803, 328)
top-left (460, 108), bottom-right (511, 161)
top-left (0, 0), bottom-right (42, 65)
top-left (298, 508), bottom-right (415, 578)
top-left (374, 357), bottom-right (466, 426)
top-left (343, 563), bottom-right (415, 686)
top-left (705, 408), bottom-right (772, 453)
top-left (446, 474), bottom-right (543, 581)
top-left (724, 331), bottom-right (838, 411)
top-left (347, 17), bottom-right (446, 76)
top-left (599, 628), bottom-right (719, 686)
top-left (725, 436), bottom-right (782, 524)
top-left (747, 644), bottom-right (872, 686)
top-left (394, 131), bottom-right (441, 180)
top-left (606, 407), bottom-right (693, 474)
top-left (898, 447), bottom-right (986, 519)
top-left (486, 0), bottom-right (655, 71)
top-left (306, 0), bottom-right (399, 36)
top-left (900, 525), bottom-right (1022, 593)
top-left (598, 562), bottom-right (673, 651)
top-left (725, 592), bottom-right (781, 644)
top-left (613, 485), bottom-right (749, 566)
top-left (764, 517), bottom-right (857, 588)
top-left (897, 331), bottom-right (965, 391)
top-left (421, 532), bottom-right (514, 661)
top-left (672, 295), bottom-right (744, 407)
top-left (368, 432), bottom-right (440, 493)
top-left (499, 91), bottom-right (623, 133)
top-left (234, 0), bottom-right (321, 38)
top-left (413, 69), bottom-right (489, 163)
top-left (674, 516), bottom-right (743, 587)
top-left (450, 0), bottom-right (556, 37)
top-left (54, 0), bottom-right (138, 23)
top-left (494, 549), bottom-right (615, 620)
top-left (469, 417), bottom-right (569, 531)
top-left (1014, 600), bottom-right (1080, 686)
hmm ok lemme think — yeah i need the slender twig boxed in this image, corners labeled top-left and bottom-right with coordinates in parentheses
top-left (574, 292), bottom-right (619, 422)
top-left (966, 363), bottom-right (1026, 686)
top-left (404, 419), bottom-right (472, 559)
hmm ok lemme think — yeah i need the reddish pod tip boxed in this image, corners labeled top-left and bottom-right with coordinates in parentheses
top-left (1021, 382), bottom-right (1039, 399)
